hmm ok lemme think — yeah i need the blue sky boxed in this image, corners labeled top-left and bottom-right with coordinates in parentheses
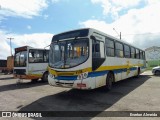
top-left (0, 0), bottom-right (160, 59)
top-left (1, 0), bottom-right (104, 34)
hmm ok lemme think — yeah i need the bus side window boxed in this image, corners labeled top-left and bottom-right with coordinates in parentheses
top-left (140, 50), bottom-right (143, 59)
top-left (29, 50), bottom-right (35, 63)
top-left (44, 50), bottom-right (49, 62)
top-left (105, 38), bottom-right (115, 57)
top-left (115, 42), bottom-right (124, 58)
top-left (131, 47), bottom-right (136, 59)
top-left (124, 44), bottom-right (131, 58)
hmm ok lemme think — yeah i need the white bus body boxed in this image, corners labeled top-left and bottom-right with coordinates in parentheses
top-left (48, 28), bottom-right (146, 89)
top-left (14, 46), bottom-right (49, 82)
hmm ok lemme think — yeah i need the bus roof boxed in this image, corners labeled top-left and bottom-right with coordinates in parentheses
top-left (52, 28), bottom-right (144, 51)
top-left (15, 46), bottom-right (49, 52)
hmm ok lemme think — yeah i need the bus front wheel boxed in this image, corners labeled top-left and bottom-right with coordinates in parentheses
top-left (42, 72), bottom-right (48, 82)
top-left (106, 72), bottom-right (114, 90)
top-left (31, 79), bottom-right (38, 83)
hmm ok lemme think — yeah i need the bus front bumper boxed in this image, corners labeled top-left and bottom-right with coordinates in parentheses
top-left (48, 75), bottom-right (96, 90)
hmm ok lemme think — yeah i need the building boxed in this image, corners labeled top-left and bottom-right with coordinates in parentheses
top-left (145, 46), bottom-right (160, 67)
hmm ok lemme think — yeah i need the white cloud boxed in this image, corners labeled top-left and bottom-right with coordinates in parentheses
top-left (91, 0), bottom-right (142, 19)
top-left (0, 0), bottom-right (48, 19)
top-left (0, 30), bottom-right (10, 59)
top-left (0, 30), bottom-right (53, 59)
top-left (80, 1), bottom-right (160, 49)
top-left (146, 0), bottom-right (160, 5)
top-left (12, 33), bottom-right (53, 48)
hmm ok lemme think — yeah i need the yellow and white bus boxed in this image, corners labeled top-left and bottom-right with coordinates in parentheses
top-left (14, 46), bottom-right (49, 82)
top-left (48, 28), bottom-right (146, 90)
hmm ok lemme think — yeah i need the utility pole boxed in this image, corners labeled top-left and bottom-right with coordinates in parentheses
top-left (7, 38), bottom-right (14, 56)
top-left (113, 28), bottom-right (121, 40)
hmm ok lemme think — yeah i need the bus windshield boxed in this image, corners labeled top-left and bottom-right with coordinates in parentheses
top-left (49, 38), bottom-right (89, 69)
top-left (14, 51), bottom-right (27, 67)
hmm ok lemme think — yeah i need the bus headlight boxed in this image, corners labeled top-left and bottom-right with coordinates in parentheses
top-left (77, 72), bottom-right (88, 80)
top-left (83, 72), bottom-right (88, 79)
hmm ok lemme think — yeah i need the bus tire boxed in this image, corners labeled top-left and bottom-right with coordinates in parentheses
top-left (31, 79), bottom-right (38, 83)
top-left (42, 72), bottom-right (48, 82)
top-left (136, 67), bottom-right (141, 77)
top-left (106, 72), bottom-right (114, 90)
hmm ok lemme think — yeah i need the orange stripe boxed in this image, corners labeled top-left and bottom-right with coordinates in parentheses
top-left (14, 74), bottom-right (41, 80)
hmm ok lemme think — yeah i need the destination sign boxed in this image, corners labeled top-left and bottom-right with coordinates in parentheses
top-left (52, 29), bottom-right (89, 41)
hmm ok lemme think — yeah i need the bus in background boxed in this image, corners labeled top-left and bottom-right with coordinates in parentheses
top-left (48, 28), bottom-right (146, 90)
top-left (14, 46), bottom-right (49, 82)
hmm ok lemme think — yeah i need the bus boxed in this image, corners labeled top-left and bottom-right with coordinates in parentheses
top-left (14, 46), bottom-right (49, 82)
top-left (48, 28), bottom-right (146, 90)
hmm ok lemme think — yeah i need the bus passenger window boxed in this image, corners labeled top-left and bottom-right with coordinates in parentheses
top-left (44, 51), bottom-right (49, 62)
top-left (140, 50), bottom-right (143, 59)
top-left (106, 38), bottom-right (114, 57)
top-left (131, 47), bottom-right (136, 58)
top-left (115, 42), bottom-right (124, 58)
top-left (124, 45), bottom-right (131, 58)
top-left (29, 50), bottom-right (43, 63)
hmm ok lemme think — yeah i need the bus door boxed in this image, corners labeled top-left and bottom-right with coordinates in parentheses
top-left (91, 35), bottom-right (106, 88)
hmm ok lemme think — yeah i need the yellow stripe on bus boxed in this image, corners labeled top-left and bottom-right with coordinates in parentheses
top-left (48, 64), bottom-right (144, 76)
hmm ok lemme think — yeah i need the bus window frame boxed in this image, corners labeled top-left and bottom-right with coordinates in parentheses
top-left (105, 37), bottom-right (115, 57)
top-left (115, 41), bottom-right (124, 58)
top-left (124, 44), bottom-right (131, 58)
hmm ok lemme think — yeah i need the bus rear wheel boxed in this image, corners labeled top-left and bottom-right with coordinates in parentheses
top-left (42, 72), bottom-right (48, 82)
top-left (106, 72), bottom-right (114, 90)
top-left (136, 67), bottom-right (141, 77)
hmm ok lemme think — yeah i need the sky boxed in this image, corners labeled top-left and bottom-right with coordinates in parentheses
top-left (0, 0), bottom-right (160, 59)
